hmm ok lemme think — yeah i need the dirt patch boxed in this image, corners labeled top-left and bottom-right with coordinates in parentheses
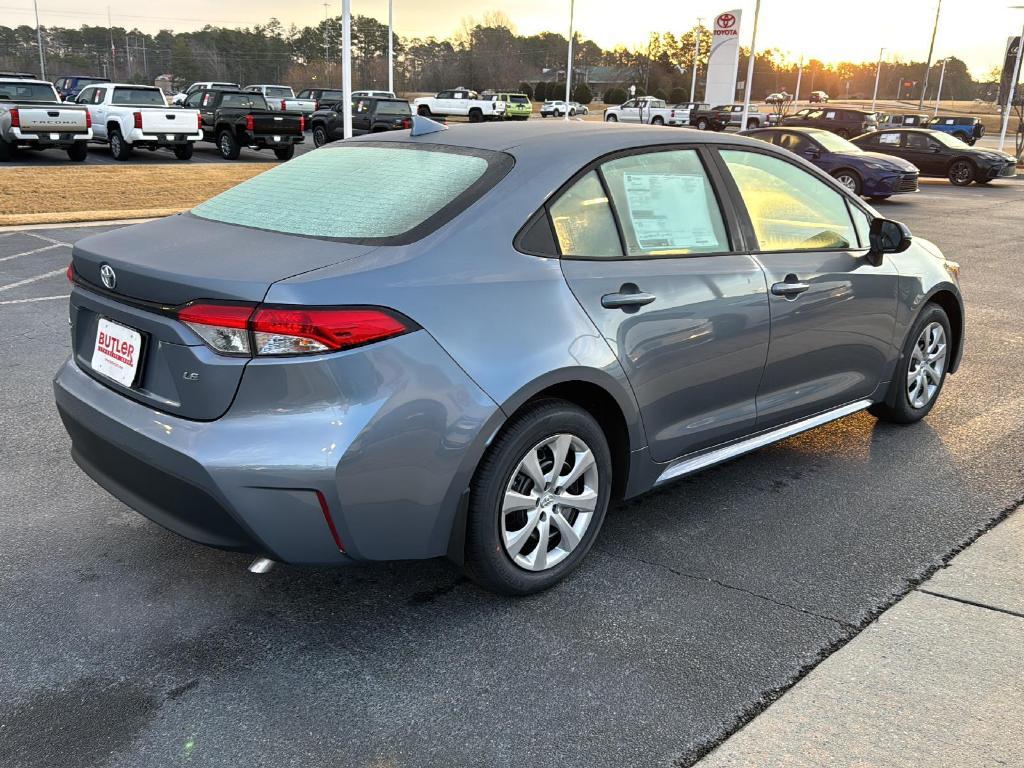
top-left (0, 164), bottom-right (268, 225)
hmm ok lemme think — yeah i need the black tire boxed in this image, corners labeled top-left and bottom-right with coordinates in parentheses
top-left (833, 169), bottom-right (862, 196)
top-left (468, 108), bottom-right (483, 123)
top-left (870, 303), bottom-right (952, 424)
top-left (605, 114), bottom-right (617, 122)
top-left (312, 125), bottom-right (329, 147)
top-left (651, 115), bottom-right (664, 125)
top-left (172, 143), bottom-right (194, 160)
top-left (746, 118), bottom-right (758, 130)
top-left (273, 144), bottom-right (295, 161)
top-left (835, 128), bottom-right (851, 139)
top-left (569, 108), bottom-right (577, 117)
top-left (0, 138), bottom-right (12, 161)
top-left (217, 129), bottom-right (240, 160)
top-left (417, 105), bottom-right (432, 117)
top-left (109, 129), bottom-right (132, 161)
top-left (869, 194), bottom-right (892, 201)
top-left (66, 142), bottom-right (88, 162)
top-left (464, 399), bottom-right (612, 595)
top-left (696, 117), bottom-right (709, 130)
top-left (953, 131), bottom-right (969, 144)
top-left (948, 158), bottom-right (975, 186)
top-left (553, 109), bottom-right (562, 118)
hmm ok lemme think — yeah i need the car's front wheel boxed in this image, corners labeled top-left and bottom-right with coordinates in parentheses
top-left (312, 125), bottom-right (329, 147)
top-left (948, 159), bottom-right (975, 186)
top-left (696, 117), bottom-right (709, 130)
top-left (465, 399), bottom-right (612, 595)
top-left (605, 114), bottom-right (617, 122)
top-left (870, 304), bottom-right (951, 424)
top-left (833, 169), bottom-right (862, 196)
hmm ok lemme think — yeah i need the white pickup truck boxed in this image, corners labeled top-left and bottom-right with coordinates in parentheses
top-left (0, 77), bottom-right (92, 161)
top-left (75, 83), bottom-right (202, 160)
top-left (413, 89), bottom-right (506, 122)
top-left (603, 97), bottom-right (676, 126)
top-left (244, 85), bottom-right (317, 115)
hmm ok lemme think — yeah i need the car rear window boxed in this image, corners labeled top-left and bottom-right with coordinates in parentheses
top-left (510, 95), bottom-right (530, 103)
top-left (221, 93), bottom-right (268, 109)
top-left (111, 87), bottom-right (166, 106)
top-left (264, 87), bottom-right (293, 98)
top-left (0, 81), bottom-right (57, 101)
top-left (376, 100), bottom-right (410, 116)
top-left (192, 143), bottom-right (512, 242)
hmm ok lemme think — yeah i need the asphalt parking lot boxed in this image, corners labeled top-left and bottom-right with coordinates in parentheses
top-left (1, 179), bottom-right (1023, 768)
top-left (4, 137), bottom-right (317, 166)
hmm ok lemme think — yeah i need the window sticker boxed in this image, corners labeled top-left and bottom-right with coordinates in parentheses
top-left (879, 133), bottom-right (900, 145)
top-left (620, 173), bottom-right (724, 252)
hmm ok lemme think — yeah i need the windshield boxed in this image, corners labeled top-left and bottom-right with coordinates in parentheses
top-left (221, 93), bottom-right (268, 109)
top-left (111, 87), bottom-right (166, 106)
top-left (0, 81), bottom-right (58, 102)
top-left (813, 132), bottom-right (861, 153)
top-left (75, 78), bottom-right (107, 87)
top-left (264, 87), bottom-right (293, 99)
top-left (192, 144), bottom-right (509, 241)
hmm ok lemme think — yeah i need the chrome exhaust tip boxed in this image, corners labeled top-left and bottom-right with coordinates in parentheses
top-left (248, 557), bottom-right (276, 574)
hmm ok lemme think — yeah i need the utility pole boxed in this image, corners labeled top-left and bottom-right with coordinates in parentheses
top-left (918, 0), bottom-right (942, 110)
top-left (322, 3), bottom-right (330, 85)
top-left (871, 47), bottom-right (884, 113)
top-left (141, 36), bottom-right (147, 82)
top-left (740, 0), bottom-right (762, 132)
top-left (341, 0), bottom-right (352, 139)
top-left (32, 0), bottom-right (46, 79)
top-left (125, 32), bottom-right (132, 80)
top-left (933, 57), bottom-right (948, 116)
top-left (794, 56), bottom-right (803, 102)
top-left (998, 19), bottom-right (1024, 152)
top-left (388, 0), bottom-right (394, 94)
top-left (108, 7), bottom-right (117, 80)
top-left (564, 0), bottom-right (575, 120)
top-left (690, 17), bottom-right (703, 102)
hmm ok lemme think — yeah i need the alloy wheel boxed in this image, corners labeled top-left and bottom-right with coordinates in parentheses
top-left (836, 173), bottom-right (858, 191)
top-left (500, 433), bottom-right (599, 572)
top-left (950, 161), bottom-right (973, 184)
top-left (907, 322), bottom-right (947, 409)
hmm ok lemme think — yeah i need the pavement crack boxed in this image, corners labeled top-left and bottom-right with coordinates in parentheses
top-left (917, 588), bottom-right (1024, 620)
top-left (595, 547), bottom-right (855, 630)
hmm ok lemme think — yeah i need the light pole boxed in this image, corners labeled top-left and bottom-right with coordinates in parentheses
top-left (322, 3), bottom-right (330, 85)
top-left (794, 56), bottom-right (803, 102)
top-left (690, 17), bottom-right (703, 102)
top-left (933, 57), bottom-right (949, 116)
top-left (32, 0), bottom-right (45, 79)
top-left (341, 0), bottom-right (352, 139)
top-left (388, 0), bottom-right (394, 95)
top-left (918, 0), bottom-right (942, 110)
top-left (998, 13), bottom-right (1024, 152)
top-left (740, 0), bottom-right (762, 132)
top-left (871, 47), bottom-right (884, 113)
top-left (564, 0), bottom-right (575, 121)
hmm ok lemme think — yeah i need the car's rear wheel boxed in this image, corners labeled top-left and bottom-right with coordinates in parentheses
top-left (948, 159), bottom-right (975, 186)
top-left (417, 105), bottom-right (432, 117)
top-left (217, 129), bottom-right (240, 160)
top-left (273, 145), bottom-right (295, 161)
top-left (953, 131), bottom-right (969, 143)
top-left (833, 169), bottom-right (862, 196)
top-left (468, 108), bottom-right (483, 123)
top-left (109, 129), bottom-right (132, 161)
top-left (870, 304), bottom-right (951, 424)
top-left (172, 143), bottom-right (193, 160)
top-left (746, 118), bottom-right (758, 129)
top-left (66, 142), bottom-right (88, 162)
top-left (835, 128), bottom-right (851, 139)
top-left (652, 115), bottom-right (664, 125)
top-left (0, 138), bottom-right (13, 161)
top-left (465, 399), bottom-right (612, 595)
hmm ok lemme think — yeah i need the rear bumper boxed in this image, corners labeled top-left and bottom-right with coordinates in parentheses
top-left (127, 128), bottom-right (203, 145)
top-left (10, 127), bottom-right (92, 146)
top-left (53, 330), bottom-right (500, 565)
top-left (245, 132), bottom-right (304, 148)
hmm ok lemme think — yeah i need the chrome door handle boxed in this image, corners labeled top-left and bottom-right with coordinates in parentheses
top-left (601, 290), bottom-right (656, 309)
top-left (771, 280), bottom-right (811, 298)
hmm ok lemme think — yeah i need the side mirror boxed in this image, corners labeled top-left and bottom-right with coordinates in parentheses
top-left (869, 217), bottom-right (912, 257)
top-left (804, 148), bottom-right (821, 159)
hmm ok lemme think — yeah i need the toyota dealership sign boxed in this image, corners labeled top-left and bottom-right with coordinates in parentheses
top-left (706, 9), bottom-right (743, 105)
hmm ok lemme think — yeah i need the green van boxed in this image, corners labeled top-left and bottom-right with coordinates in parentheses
top-left (486, 92), bottom-right (532, 120)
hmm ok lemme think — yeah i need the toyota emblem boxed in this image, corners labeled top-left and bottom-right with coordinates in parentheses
top-left (100, 263), bottom-right (116, 290)
top-left (718, 13), bottom-right (737, 28)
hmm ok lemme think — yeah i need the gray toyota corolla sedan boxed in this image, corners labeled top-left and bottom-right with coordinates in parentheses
top-left (54, 120), bottom-right (964, 594)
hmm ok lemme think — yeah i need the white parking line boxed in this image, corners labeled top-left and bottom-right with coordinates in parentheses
top-left (26, 232), bottom-right (72, 246)
top-left (0, 242), bottom-right (69, 263)
top-left (0, 294), bottom-right (68, 306)
top-left (0, 268), bottom-right (67, 292)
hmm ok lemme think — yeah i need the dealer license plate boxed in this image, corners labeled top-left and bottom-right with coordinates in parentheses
top-left (91, 318), bottom-right (143, 388)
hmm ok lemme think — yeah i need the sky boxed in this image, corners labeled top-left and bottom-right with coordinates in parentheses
top-left (5, 0), bottom-right (1022, 78)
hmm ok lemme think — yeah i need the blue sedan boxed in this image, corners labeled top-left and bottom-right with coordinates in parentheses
top-left (741, 126), bottom-right (919, 200)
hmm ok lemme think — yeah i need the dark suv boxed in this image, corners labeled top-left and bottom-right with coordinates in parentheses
top-left (783, 107), bottom-right (877, 138)
top-left (308, 96), bottom-right (412, 146)
top-left (54, 75), bottom-right (110, 102)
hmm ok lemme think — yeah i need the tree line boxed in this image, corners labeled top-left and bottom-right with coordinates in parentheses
top-left (0, 15), bottom-right (999, 102)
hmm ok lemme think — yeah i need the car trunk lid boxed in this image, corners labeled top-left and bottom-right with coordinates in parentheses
top-left (138, 108), bottom-right (198, 134)
top-left (250, 110), bottom-right (303, 135)
top-left (16, 104), bottom-right (89, 133)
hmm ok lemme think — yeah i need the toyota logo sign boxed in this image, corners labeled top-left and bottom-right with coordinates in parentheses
top-left (100, 263), bottom-right (117, 290)
top-left (717, 13), bottom-right (736, 29)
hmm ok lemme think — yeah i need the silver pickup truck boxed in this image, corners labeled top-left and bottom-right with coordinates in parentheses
top-left (0, 77), bottom-right (92, 161)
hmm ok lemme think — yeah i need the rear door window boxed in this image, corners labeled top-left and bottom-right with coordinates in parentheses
top-left (192, 144), bottom-right (511, 242)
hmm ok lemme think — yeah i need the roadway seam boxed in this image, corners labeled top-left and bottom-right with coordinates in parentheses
top-left (916, 588), bottom-right (1024, 621)
top-left (594, 547), bottom-right (855, 629)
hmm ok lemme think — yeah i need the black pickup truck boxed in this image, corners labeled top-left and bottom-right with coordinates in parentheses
top-left (308, 96), bottom-right (412, 147)
top-left (183, 88), bottom-right (304, 160)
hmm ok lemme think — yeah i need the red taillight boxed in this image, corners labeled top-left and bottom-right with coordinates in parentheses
top-left (281, 99), bottom-right (287, 111)
top-left (10, 108), bottom-right (19, 128)
top-left (85, 108), bottom-right (92, 129)
top-left (401, 117), bottom-right (411, 129)
top-left (175, 303), bottom-right (412, 357)
top-left (299, 115), bottom-right (305, 132)
top-left (245, 114), bottom-right (254, 131)
top-left (66, 262), bottom-right (74, 282)
top-left (197, 113), bottom-right (202, 131)
top-left (133, 111), bottom-right (142, 129)
top-left (316, 490), bottom-right (345, 552)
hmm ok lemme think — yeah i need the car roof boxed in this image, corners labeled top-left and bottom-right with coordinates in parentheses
top-left (358, 120), bottom-right (772, 157)
top-left (0, 78), bottom-right (52, 86)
